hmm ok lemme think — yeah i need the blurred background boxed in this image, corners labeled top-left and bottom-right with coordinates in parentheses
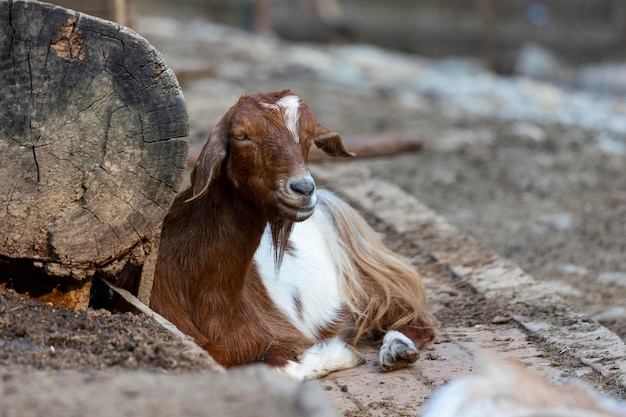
top-left (52, 0), bottom-right (626, 340)
top-left (55, 1), bottom-right (626, 77)
top-left (139, 0), bottom-right (626, 73)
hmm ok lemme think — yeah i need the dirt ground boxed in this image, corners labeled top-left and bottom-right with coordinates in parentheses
top-left (361, 119), bottom-right (626, 340)
top-left (0, 286), bottom-right (216, 373)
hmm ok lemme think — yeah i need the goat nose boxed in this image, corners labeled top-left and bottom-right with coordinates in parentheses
top-left (289, 178), bottom-right (316, 197)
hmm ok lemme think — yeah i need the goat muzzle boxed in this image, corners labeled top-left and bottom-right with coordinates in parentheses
top-left (278, 175), bottom-right (317, 221)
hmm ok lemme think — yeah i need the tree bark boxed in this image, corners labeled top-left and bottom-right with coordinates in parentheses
top-left (0, 0), bottom-right (188, 306)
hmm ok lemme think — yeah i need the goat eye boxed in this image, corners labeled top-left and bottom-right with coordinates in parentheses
top-left (233, 130), bottom-right (246, 141)
top-left (232, 129), bottom-right (255, 143)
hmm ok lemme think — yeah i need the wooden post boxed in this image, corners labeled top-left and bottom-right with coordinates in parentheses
top-left (476, 0), bottom-right (501, 73)
top-left (112, 0), bottom-right (126, 26)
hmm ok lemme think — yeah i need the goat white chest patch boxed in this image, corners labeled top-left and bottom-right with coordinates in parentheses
top-left (254, 208), bottom-right (345, 340)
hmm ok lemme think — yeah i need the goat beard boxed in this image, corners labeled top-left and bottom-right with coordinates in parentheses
top-left (269, 218), bottom-right (294, 269)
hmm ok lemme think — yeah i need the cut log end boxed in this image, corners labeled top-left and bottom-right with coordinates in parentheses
top-left (0, 0), bottom-right (188, 308)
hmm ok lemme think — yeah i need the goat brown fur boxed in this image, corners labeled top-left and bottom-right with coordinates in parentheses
top-left (150, 90), bottom-right (435, 369)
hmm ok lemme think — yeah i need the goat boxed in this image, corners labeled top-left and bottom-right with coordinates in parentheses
top-left (150, 90), bottom-right (436, 380)
top-left (422, 354), bottom-right (626, 417)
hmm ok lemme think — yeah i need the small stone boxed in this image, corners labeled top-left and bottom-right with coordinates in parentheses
top-left (491, 315), bottom-right (512, 324)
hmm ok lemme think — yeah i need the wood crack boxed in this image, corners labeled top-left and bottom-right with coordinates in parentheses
top-left (31, 146), bottom-right (40, 183)
top-left (99, 105), bottom-right (114, 173)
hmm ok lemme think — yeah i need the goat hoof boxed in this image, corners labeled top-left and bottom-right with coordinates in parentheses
top-left (379, 331), bottom-right (419, 372)
top-left (347, 343), bottom-right (367, 366)
top-left (355, 353), bottom-right (367, 366)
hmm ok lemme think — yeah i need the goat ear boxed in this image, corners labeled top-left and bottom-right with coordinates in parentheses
top-left (186, 116), bottom-right (231, 203)
top-left (313, 124), bottom-right (355, 158)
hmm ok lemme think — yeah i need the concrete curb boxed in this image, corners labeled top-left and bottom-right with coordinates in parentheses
top-left (311, 162), bottom-right (626, 389)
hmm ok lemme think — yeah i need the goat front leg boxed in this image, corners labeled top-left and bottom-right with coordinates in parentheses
top-left (379, 330), bottom-right (420, 372)
top-left (279, 337), bottom-right (365, 381)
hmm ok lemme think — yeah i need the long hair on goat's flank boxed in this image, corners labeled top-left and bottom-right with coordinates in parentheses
top-left (317, 190), bottom-right (436, 345)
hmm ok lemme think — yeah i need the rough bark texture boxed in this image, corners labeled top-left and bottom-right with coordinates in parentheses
top-left (0, 0), bottom-right (188, 303)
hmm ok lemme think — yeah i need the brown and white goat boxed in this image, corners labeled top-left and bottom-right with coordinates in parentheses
top-left (150, 90), bottom-right (436, 380)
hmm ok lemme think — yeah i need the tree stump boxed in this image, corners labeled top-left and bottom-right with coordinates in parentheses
top-left (0, 0), bottom-right (188, 308)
